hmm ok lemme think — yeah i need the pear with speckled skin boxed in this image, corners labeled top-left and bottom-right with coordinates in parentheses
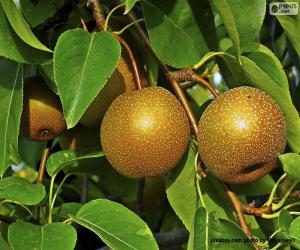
top-left (100, 87), bottom-right (190, 178)
top-left (197, 86), bottom-right (287, 184)
top-left (20, 76), bottom-right (67, 141)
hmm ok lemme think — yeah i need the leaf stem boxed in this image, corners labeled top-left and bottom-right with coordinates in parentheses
top-left (51, 174), bottom-right (72, 209)
top-left (104, 3), bottom-right (126, 32)
top-left (48, 173), bottom-right (57, 224)
top-left (113, 18), bottom-right (144, 35)
top-left (272, 180), bottom-right (299, 211)
top-left (265, 173), bottom-right (287, 207)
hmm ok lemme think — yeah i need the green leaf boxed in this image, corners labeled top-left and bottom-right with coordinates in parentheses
top-left (289, 217), bottom-right (300, 248)
top-left (188, 207), bottom-right (255, 250)
top-left (211, 0), bottom-right (266, 54)
top-left (46, 147), bottom-right (104, 177)
top-left (0, 0), bottom-right (51, 52)
top-left (141, 0), bottom-right (215, 68)
top-left (0, 6), bottom-right (50, 64)
top-left (0, 58), bottom-right (23, 177)
top-left (231, 175), bottom-right (275, 196)
top-left (278, 209), bottom-right (294, 232)
top-left (72, 199), bottom-right (158, 250)
top-left (166, 142), bottom-right (198, 231)
top-left (279, 153), bottom-right (300, 180)
top-left (276, 0), bottom-right (300, 58)
top-left (54, 29), bottom-right (121, 128)
top-left (19, 0), bottom-right (65, 28)
top-left (0, 176), bottom-right (45, 205)
top-left (124, 0), bottom-right (139, 14)
top-left (8, 221), bottom-right (76, 250)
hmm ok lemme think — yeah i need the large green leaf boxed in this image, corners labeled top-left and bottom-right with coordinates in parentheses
top-left (46, 147), bottom-right (104, 177)
top-left (141, 0), bottom-right (215, 68)
top-left (0, 0), bottom-right (51, 52)
top-left (72, 199), bottom-right (158, 250)
top-left (211, 0), bottom-right (266, 55)
top-left (0, 58), bottom-right (23, 177)
top-left (276, 0), bottom-right (300, 58)
top-left (166, 142), bottom-right (198, 231)
top-left (54, 29), bottom-right (121, 128)
top-left (0, 6), bottom-right (50, 64)
top-left (279, 153), bottom-right (300, 180)
top-left (0, 177), bottom-right (45, 205)
top-left (188, 207), bottom-right (255, 250)
top-left (8, 221), bottom-right (76, 250)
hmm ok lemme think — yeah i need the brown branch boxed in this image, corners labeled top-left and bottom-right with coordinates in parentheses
top-left (172, 69), bottom-right (218, 98)
top-left (243, 203), bottom-right (272, 217)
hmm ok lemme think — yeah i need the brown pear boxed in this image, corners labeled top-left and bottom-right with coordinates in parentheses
top-left (197, 86), bottom-right (287, 184)
top-left (100, 87), bottom-right (190, 178)
top-left (20, 76), bottom-right (67, 141)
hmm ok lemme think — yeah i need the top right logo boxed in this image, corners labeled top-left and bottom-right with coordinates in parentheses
top-left (269, 2), bottom-right (299, 15)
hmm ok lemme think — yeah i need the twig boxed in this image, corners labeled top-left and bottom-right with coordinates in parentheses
top-left (172, 69), bottom-right (218, 98)
top-left (135, 179), bottom-right (145, 217)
